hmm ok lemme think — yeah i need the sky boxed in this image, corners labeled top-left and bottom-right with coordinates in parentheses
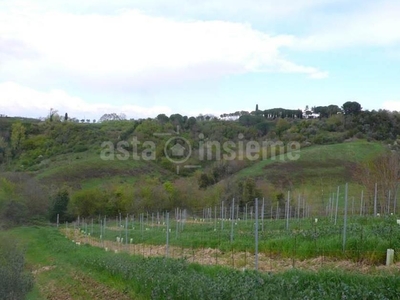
top-left (0, 0), bottom-right (400, 121)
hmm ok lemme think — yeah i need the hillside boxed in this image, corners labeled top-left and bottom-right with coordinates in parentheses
top-left (0, 110), bottom-right (398, 225)
top-left (238, 140), bottom-right (385, 187)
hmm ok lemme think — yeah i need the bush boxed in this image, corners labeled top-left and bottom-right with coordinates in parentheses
top-left (1, 200), bottom-right (27, 226)
top-left (73, 144), bottom-right (89, 153)
top-left (0, 236), bottom-right (34, 300)
top-left (49, 188), bottom-right (71, 223)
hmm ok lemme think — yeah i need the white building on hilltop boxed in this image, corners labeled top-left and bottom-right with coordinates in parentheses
top-left (302, 109), bottom-right (320, 119)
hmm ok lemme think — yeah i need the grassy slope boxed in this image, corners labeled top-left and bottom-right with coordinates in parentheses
top-left (237, 140), bottom-right (385, 192)
top-left (34, 140), bottom-right (385, 190)
top-left (238, 140), bottom-right (384, 180)
top-left (32, 150), bottom-right (174, 189)
top-left (29, 140), bottom-right (386, 209)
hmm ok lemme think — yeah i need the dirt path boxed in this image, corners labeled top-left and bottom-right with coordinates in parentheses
top-left (62, 228), bottom-right (399, 274)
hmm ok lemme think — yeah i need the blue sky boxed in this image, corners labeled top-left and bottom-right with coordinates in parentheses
top-left (0, 0), bottom-right (399, 120)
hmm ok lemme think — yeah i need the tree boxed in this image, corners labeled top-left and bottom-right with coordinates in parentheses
top-left (237, 178), bottom-right (262, 208)
top-left (342, 101), bottom-right (362, 115)
top-left (170, 114), bottom-right (184, 127)
top-left (275, 118), bottom-right (290, 138)
top-left (263, 108), bottom-right (302, 119)
top-left (156, 114), bottom-right (169, 124)
top-left (10, 122), bottom-right (26, 153)
top-left (355, 151), bottom-right (400, 214)
top-left (327, 105), bottom-right (342, 116)
top-left (255, 121), bottom-right (270, 135)
top-left (163, 181), bottom-right (177, 209)
top-left (135, 119), bottom-right (162, 136)
top-left (276, 192), bottom-right (285, 208)
top-left (196, 114), bottom-right (205, 121)
top-left (4, 173), bottom-right (50, 220)
top-left (0, 137), bottom-right (8, 163)
top-left (2, 200), bottom-right (27, 225)
top-left (49, 188), bottom-right (70, 223)
top-left (64, 113), bottom-right (68, 121)
top-left (239, 115), bottom-right (264, 127)
top-left (99, 113), bottom-right (125, 122)
top-left (0, 178), bottom-right (27, 225)
top-left (198, 173), bottom-right (214, 189)
top-left (313, 106), bottom-right (329, 118)
top-left (70, 188), bottom-right (110, 217)
top-left (48, 108), bottom-right (58, 122)
top-left (186, 116), bottom-right (197, 129)
top-left (313, 105), bottom-right (342, 118)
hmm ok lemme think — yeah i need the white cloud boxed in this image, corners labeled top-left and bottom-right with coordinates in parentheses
top-left (382, 100), bottom-right (400, 112)
top-left (275, 60), bottom-right (329, 79)
top-left (295, 1), bottom-right (400, 51)
top-left (0, 7), bottom-right (326, 91)
top-left (0, 82), bottom-right (171, 120)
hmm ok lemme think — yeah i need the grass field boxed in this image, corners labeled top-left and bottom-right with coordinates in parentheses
top-left (237, 140), bottom-right (385, 186)
top-left (4, 225), bottom-right (400, 299)
top-left (233, 140), bottom-right (386, 204)
top-left (32, 150), bottom-right (172, 189)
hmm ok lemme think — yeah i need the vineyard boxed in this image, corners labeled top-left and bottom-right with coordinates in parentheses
top-left (11, 226), bottom-right (400, 300)
top-left (7, 183), bottom-right (400, 299)
top-left (64, 184), bottom-right (400, 269)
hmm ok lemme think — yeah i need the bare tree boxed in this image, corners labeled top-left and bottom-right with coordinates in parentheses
top-left (48, 108), bottom-right (59, 122)
top-left (355, 151), bottom-right (400, 214)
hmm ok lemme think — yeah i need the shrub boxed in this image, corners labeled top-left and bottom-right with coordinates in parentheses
top-left (49, 188), bottom-right (73, 223)
top-left (73, 144), bottom-right (89, 153)
top-left (0, 236), bottom-right (34, 300)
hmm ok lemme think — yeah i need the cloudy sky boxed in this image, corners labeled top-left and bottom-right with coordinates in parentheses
top-left (1, 0), bottom-right (400, 120)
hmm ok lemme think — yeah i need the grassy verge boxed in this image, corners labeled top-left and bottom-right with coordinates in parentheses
top-left (4, 227), bottom-right (139, 300)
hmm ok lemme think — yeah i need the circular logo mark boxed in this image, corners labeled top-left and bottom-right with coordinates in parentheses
top-left (164, 136), bottom-right (192, 164)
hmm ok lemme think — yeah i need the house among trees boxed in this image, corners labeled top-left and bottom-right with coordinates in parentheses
top-left (302, 108), bottom-right (320, 119)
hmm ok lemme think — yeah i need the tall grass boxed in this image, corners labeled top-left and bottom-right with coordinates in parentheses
top-left (0, 234), bottom-right (34, 300)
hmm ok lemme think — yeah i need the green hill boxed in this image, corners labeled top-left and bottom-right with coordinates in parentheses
top-left (237, 140), bottom-right (385, 188)
top-left (34, 152), bottom-right (173, 189)
top-left (0, 113), bottom-right (397, 224)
